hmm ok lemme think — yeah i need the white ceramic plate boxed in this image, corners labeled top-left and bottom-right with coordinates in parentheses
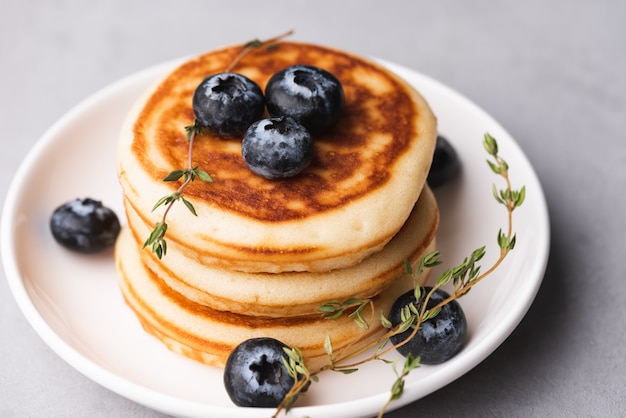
top-left (1, 58), bottom-right (549, 418)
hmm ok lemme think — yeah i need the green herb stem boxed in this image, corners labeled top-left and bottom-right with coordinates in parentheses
top-left (225, 29), bottom-right (294, 73)
top-left (159, 126), bottom-right (197, 219)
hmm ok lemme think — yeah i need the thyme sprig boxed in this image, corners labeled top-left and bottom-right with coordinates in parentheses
top-left (142, 119), bottom-right (212, 258)
top-left (378, 353), bottom-right (420, 415)
top-left (143, 30), bottom-right (294, 258)
top-left (272, 133), bottom-right (526, 417)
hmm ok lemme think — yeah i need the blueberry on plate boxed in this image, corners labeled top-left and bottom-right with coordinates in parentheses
top-left (265, 64), bottom-right (344, 134)
top-left (242, 116), bottom-right (314, 179)
top-left (427, 134), bottom-right (461, 187)
top-left (224, 337), bottom-right (299, 408)
top-left (49, 198), bottom-right (121, 254)
top-left (192, 72), bottom-right (265, 137)
top-left (388, 287), bottom-right (467, 364)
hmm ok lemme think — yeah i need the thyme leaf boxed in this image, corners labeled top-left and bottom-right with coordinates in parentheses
top-left (163, 170), bottom-right (184, 182)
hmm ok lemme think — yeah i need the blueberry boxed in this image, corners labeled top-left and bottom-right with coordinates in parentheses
top-left (242, 116), bottom-right (314, 179)
top-left (50, 198), bottom-right (121, 253)
top-left (265, 64), bottom-right (344, 134)
top-left (427, 135), bottom-right (461, 187)
top-left (224, 337), bottom-right (300, 408)
top-left (389, 287), bottom-right (467, 364)
top-left (192, 72), bottom-right (265, 137)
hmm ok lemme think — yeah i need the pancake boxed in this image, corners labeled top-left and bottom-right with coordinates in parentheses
top-left (115, 227), bottom-right (434, 371)
top-left (125, 186), bottom-right (438, 317)
top-left (117, 41), bottom-right (438, 273)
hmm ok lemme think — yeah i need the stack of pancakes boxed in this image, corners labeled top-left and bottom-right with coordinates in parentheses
top-left (115, 41), bottom-right (439, 371)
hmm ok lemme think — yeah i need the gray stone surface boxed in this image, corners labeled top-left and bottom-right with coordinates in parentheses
top-left (1, 1), bottom-right (624, 417)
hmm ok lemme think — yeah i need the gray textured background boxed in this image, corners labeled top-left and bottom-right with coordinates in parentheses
top-left (1, 1), bottom-right (625, 417)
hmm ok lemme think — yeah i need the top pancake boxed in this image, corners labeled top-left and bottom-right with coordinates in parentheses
top-left (118, 41), bottom-right (437, 273)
